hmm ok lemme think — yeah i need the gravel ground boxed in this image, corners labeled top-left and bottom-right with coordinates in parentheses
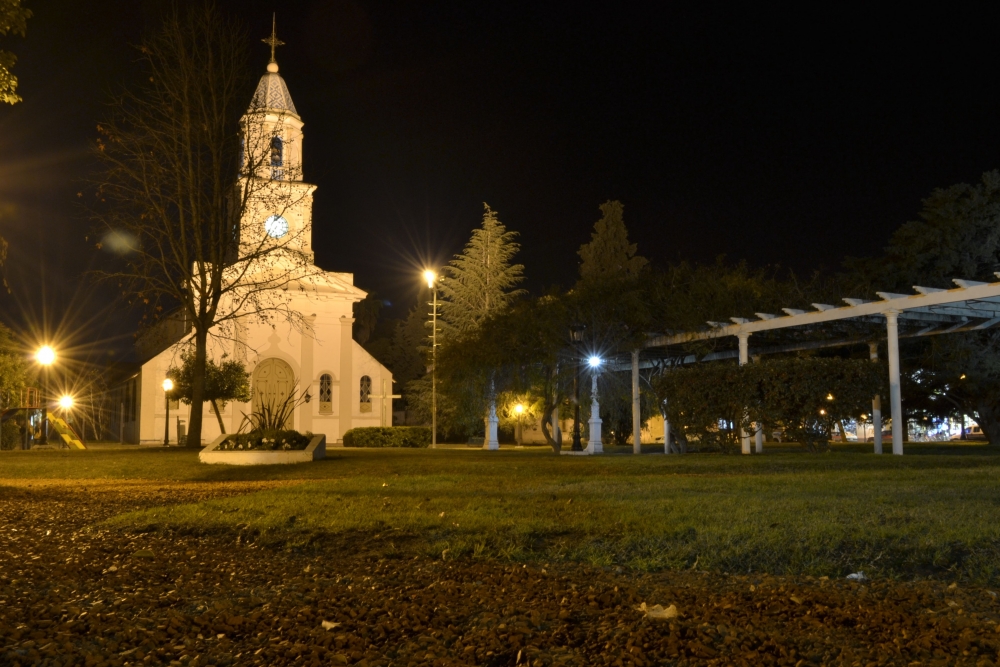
top-left (2, 480), bottom-right (1000, 666)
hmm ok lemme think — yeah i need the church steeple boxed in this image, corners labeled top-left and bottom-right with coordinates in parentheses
top-left (251, 15), bottom-right (297, 116)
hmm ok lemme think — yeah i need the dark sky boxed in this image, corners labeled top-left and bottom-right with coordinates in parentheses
top-left (2, 2), bottom-right (1000, 359)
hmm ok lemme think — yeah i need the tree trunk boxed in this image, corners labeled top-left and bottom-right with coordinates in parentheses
top-left (973, 399), bottom-right (1000, 446)
top-left (211, 399), bottom-right (226, 434)
top-left (187, 326), bottom-right (208, 447)
top-left (541, 400), bottom-right (557, 451)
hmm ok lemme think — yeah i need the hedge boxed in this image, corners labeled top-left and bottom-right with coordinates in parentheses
top-left (343, 426), bottom-right (432, 448)
top-left (653, 357), bottom-right (887, 453)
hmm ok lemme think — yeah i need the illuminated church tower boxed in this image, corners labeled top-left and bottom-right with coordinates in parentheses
top-left (128, 19), bottom-right (394, 446)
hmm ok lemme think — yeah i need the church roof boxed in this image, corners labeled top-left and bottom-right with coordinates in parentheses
top-left (251, 63), bottom-right (298, 116)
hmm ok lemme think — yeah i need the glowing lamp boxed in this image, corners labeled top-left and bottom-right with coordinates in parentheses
top-left (818, 409), bottom-right (827, 415)
top-left (35, 346), bottom-right (56, 366)
top-left (162, 378), bottom-right (174, 392)
top-left (514, 403), bottom-right (524, 415)
top-left (423, 270), bottom-right (437, 288)
top-left (826, 393), bottom-right (834, 401)
top-left (588, 356), bottom-right (602, 368)
top-left (58, 395), bottom-right (74, 410)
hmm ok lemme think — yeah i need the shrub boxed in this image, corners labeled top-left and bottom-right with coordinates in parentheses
top-left (219, 429), bottom-right (312, 451)
top-left (343, 426), bottom-right (432, 448)
top-left (1, 420), bottom-right (20, 450)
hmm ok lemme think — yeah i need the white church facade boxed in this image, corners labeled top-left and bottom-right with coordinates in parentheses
top-left (115, 52), bottom-right (393, 446)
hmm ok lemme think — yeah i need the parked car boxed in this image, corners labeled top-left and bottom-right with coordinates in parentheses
top-left (950, 425), bottom-right (987, 441)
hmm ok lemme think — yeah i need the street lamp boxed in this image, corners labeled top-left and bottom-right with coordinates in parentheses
top-left (569, 325), bottom-right (585, 451)
top-left (162, 378), bottom-right (174, 447)
top-left (423, 270), bottom-right (439, 448)
top-left (58, 395), bottom-right (74, 410)
top-left (34, 345), bottom-right (57, 445)
top-left (35, 346), bottom-right (56, 366)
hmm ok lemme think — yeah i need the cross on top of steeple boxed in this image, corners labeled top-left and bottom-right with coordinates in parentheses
top-left (262, 14), bottom-right (285, 63)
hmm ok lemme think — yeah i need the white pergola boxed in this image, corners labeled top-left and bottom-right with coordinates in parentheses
top-left (632, 278), bottom-right (1000, 455)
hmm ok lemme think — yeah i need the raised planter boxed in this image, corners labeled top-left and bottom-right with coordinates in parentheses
top-left (199, 434), bottom-right (326, 465)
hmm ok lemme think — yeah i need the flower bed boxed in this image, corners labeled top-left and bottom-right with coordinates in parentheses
top-left (200, 433), bottom-right (326, 465)
top-left (217, 429), bottom-right (311, 452)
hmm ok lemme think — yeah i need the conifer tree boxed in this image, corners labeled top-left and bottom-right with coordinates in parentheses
top-left (439, 203), bottom-right (525, 333)
top-left (578, 200), bottom-right (648, 282)
top-left (437, 203), bottom-right (525, 447)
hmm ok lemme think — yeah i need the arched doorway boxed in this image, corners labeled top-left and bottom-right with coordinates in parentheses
top-left (252, 358), bottom-right (295, 429)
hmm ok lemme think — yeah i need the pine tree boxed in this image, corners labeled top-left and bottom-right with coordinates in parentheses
top-left (439, 203), bottom-right (525, 334)
top-left (578, 200), bottom-right (648, 282)
top-left (437, 203), bottom-right (525, 448)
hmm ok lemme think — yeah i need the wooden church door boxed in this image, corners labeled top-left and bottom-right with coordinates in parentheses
top-left (252, 358), bottom-right (295, 429)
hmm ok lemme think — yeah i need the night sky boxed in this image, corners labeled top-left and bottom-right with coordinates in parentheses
top-left (2, 2), bottom-right (1000, 359)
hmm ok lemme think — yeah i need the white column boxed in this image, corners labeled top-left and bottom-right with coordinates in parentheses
top-left (484, 382), bottom-right (499, 450)
top-left (738, 333), bottom-right (752, 455)
top-left (869, 342), bottom-right (882, 455)
top-left (886, 311), bottom-right (903, 455)
top-left (587, 372), bottom-right (602, 453)
top-left (631, 350), bottom-right (641, 454)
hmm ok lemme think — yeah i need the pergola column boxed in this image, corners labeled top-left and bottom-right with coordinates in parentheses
top-left (886, 311), bottom-right (904, 455)
top-left (631, 350), bottom-right (641, 454)
top-left (869, 341), bottom-right (883, 455)
top-left (738, 332), bottom-right (752, 455)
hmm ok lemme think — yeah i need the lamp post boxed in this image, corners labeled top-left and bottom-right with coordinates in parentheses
top-left (569, 326), bottom-right (584, 451)
top-left (34, 345), bottom-right (56, 445)
top-left (423, 270), bottom-right (438, 448)
top-left (587, 356), bottom-right (603, 453)
top-left (162, 378), bottom-right (174, 447)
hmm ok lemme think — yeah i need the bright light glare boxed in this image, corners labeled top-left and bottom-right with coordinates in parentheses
top-left (35, 345), bottom-right (56, 366)
top-left (162, 378), bottom-right (174, 392)
top-left (826, 393), bottom-right (834, 401)
top-left (423, 270), bottom-right (437, 288)
top-left (819, 409), bottom-right (827, 415)
top-left (588, 356), bottom-right (602, 368)
top-left (514, 403), bottom-right (524, 414)
top-left (58, 395), bottom-right (74, 410)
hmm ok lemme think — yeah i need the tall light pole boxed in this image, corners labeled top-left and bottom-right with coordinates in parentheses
top-left (35, 345), bottom-right (56, 446)
top-left (569, 326), bottom-right (584, 451)
top-left (423, 270), bottom-right (438, 448)
top-left (162, 378), bottom-right (174, 446)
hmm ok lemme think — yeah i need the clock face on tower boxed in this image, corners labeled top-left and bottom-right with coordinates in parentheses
top-left (264, 215), bottom-right (289, 239)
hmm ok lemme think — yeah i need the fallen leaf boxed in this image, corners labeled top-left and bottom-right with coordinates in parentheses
top-left (321, 620), bottom-right (341, 630)
top-left (637, 602), bottom-right (678, 620)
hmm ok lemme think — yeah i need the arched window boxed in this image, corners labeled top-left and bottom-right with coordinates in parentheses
top-left (360, 375), bottom-right (372, 413)
top-left (270, 136), bottom-right (283, 179)
top-left (319, 374), bottom-right (333, 414)
top-left (270, 136), bottom-right (283, 166)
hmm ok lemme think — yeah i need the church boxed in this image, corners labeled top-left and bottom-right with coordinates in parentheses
top-left (114, 45), bottom-right (394, 446)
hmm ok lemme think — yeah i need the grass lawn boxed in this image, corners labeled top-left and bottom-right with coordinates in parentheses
top-left (4, 444), bottom-right (1000, 582)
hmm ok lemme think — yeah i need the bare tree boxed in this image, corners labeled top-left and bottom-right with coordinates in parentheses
top-left (92, 5), bottom-right (322, 445)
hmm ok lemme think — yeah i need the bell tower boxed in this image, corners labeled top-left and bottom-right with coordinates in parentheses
top-left (239, 16), bottom-right (316, 261)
